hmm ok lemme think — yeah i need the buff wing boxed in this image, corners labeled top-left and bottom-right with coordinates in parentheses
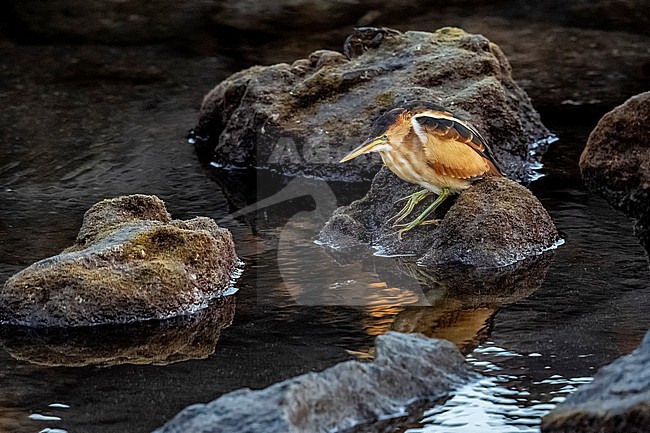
top-left (413, 111), bottom-right (503, 179)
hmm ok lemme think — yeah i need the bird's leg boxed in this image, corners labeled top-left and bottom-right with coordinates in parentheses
top-left (389, 189), bottom-right (431, 225)
top-left (396, 188), bottom-right (450, 240)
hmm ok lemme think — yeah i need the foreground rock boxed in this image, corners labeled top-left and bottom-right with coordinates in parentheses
top-left (154, 332), bottom-right (474, 433)
top-left (541, 329), bottom-right (650, 433)
top-left (580, 91), bottom-right (650, 251)
top-left (0, 296), bottom-right (235, 367)
top-left (0, 195), bottom-right (239, 327)
top-left (191, 27), bottom-right (551, 182)
top-left (319, 175), bottom-right (559, 268)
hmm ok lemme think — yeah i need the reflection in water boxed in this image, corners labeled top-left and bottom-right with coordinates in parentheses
top-left (389, 255), bottom-right (554, 353)
top-left (337, 254), bottom-right (553, 357)
top-left (393, 304), bottom-right (495, 354)
top-left (273, 205), bottom-right (554, 359)
top-left (0, 296), bottom-right (235, 367)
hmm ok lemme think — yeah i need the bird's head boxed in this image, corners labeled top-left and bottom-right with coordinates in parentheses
top-left (339, 101), bottom-right (446, 163)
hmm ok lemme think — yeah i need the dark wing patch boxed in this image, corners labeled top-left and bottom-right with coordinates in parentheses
top-left (414, 113), bottom-right (503, 176)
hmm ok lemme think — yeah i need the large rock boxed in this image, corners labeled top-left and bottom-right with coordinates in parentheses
top-left (153, 332), bottom-right (474, 433)
top-left (319, 175), bottom-right (560, 268)
top-left (0, 195), bottom-right (239, 327)
top-left (541, 329), bottom-right (650, 433)
top-left (191, 27), bottom-right (552, 182)
top-left (580, 91), bottom-right (650, 250)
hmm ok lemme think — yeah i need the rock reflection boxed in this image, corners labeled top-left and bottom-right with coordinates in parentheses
top-left (379, 254), bottom-right (554, 354)
top-left (0, 296), bottom-right (235, 367)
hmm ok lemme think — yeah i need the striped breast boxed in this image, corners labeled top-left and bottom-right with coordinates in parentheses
top-left (379, 147), bottom-right (473, 194)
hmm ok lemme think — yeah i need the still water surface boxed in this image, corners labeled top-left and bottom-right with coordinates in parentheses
top-left (0, 44), bottom-right (649, 433)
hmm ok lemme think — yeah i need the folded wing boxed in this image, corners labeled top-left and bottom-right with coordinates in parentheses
top-left (413, 110), bottom-right (503, 178)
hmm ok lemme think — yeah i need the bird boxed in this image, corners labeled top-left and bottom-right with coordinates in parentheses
top-left (339, 100), bottom-right (503, 239)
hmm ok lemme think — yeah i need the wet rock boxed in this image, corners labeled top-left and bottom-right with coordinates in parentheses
top-left (320, 175), bottom-right (559, 268)
top-left (0, 195), bottom-right (239, 327)
top-left (0, 296), bottom-right (235, 367)
top-left (9, 0), bottom-right (217, 43)
top-left (153, 331), bottom-right (474, 433)
top-left (580, 91), bottom-right (650, 251)
top-left (192, 27), bottom-right (551, 182)
top-left (541, 329), bottom-right (650, 433)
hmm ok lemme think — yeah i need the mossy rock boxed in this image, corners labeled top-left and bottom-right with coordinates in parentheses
top-left (0, 195), bottom-right (239, 327)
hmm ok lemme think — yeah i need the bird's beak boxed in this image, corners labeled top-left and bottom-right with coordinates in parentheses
top-left (339, 136), bottom-right (388, 163)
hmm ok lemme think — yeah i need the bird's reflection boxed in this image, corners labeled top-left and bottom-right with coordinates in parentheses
top-left (362, 254), bottom-right (554, 355)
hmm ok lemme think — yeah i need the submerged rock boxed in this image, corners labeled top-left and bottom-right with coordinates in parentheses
top-left (541, 329), bottom-right (650, 433)
top-left (192, 27), bottom-right (551, 181)
top-left (0, 195), bottom-right (239, 327)
top-left (580, 91), bottom-right (650, 251)
top-left (153, 331), bottom-right (474, 433)
top-left (319, 175), bottom-right (560, 268)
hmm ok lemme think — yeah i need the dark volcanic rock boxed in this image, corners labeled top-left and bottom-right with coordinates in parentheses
top-left (541, 329), bottom-right (650, 433)
top-left (319, 175), bottom-right (559, 268)
top-left (0, 195), bottom-right (239, 327)
top-left (153, 331), bottom-right (474, 433)
top-left (192, 27), bottom-right (552, 182)
top-left (580, 91), bottom-right (650, 250)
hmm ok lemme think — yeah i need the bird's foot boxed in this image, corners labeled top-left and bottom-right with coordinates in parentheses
top-left (395, 218), bottom-right (440, 239)
top-left (389, 189), bottom-right (431, 225)
top-left (394, 188), bottom-right (450, 240)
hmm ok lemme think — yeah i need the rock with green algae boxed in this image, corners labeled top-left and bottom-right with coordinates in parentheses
top-left (191, 26), bottom-right (552, 182)
top-left (0, 195), bottom-right (239, 327)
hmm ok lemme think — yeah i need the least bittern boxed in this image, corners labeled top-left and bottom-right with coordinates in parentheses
top-left (340, 101), bottom-right (503, 239)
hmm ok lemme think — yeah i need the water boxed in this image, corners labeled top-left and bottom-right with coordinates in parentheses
top-left (1, 43), bottom-right (649, 433)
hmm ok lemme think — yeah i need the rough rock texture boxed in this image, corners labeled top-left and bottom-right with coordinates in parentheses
top-left (319, 175), bottom-right (560, 268)
top-left (580, 92), bottom-right (650, 250)
top-left (0, 195), bottom-right (239, 327)
top-left (0, 296), bottom-right (235, 367)
top-left (541, 329), bottom-right (650, 433)
top-left (153, 332), bottom-right (474, 433)
top-left (191, 27), bottom-right (552, 182)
